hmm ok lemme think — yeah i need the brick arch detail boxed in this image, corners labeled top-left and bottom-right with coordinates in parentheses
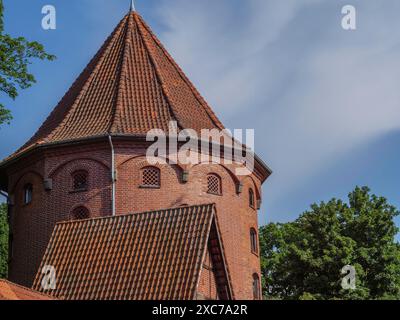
top-left (118, 155), bottom-right (184, 186)
top-left (241, 175), bottom-right (261, 200)
top-left (117, 154), bottom-right (186, 172)
top-left (10, 170), bottom-right (44, 194)
top-left (48, 157), bottom-right (110, 178)
top-left (190, 161), bottom-right (240, 186)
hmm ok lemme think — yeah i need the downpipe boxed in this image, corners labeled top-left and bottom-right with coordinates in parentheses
top-left (108, 135), bottom-right (116, 217)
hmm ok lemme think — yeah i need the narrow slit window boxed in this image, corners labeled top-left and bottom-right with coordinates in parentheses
top-left (253, 274), bottom-right (261, 300)
top-left (249, 189), bottom-right (255, 208)
top-left (24, 184), bottom-right (33, 205)
top-left (250, 228), bottom-right (258, 254)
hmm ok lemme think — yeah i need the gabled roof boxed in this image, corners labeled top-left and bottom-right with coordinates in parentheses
top-left (4, 11), bottom-right (224, 163)
top-left (0, 279), bottom-right (54, 300)
top-left (32, 204), bottom-right (233, 300)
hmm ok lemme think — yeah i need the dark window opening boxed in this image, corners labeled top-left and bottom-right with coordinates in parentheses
top-left (71, 206), bottom-right (90, 220)
top-left (250, 228), bottom-right (258, 254)
top-left (23, 184), bottom-right (33, 205)
top-left (253, 274), bottom-right (261, 300)
top-left (249, 189), bottom-right (255, 208)
top-left (72, 171), bottom-right (88, 191)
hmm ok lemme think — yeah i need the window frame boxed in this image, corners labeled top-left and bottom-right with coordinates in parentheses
top-left (71, 170), bottom-right (89, 192)
top-left (252, 273), bottom-right (261, 300)
top-left (250, 228), bottom-right (258, 255)
top-left (207, 173), bottom-right (222, 196)
top-left (140, 166), bottom-right (161, 189)
top-left (249, 188), bottom-right (255, 209)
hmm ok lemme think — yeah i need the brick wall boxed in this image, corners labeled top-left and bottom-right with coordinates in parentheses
top-left (6, 139), bottom-right (263, 299)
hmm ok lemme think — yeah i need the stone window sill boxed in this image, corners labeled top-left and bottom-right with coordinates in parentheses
top-left (251, 250), bottom-right (259, 257)
top-left (139, 185), bottom-right (160, 189)
top-left (69, 189), bottom-right (88, 194)
top-left (207, 191), bottom-right (222, 197)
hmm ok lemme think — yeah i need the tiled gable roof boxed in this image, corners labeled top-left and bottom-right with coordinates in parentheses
top-left (32, 204), bottom-right (233, 300)
top-left (0, 279), bottom-right (54, 300)
top-left (6, 11), bottom-right (224, 163)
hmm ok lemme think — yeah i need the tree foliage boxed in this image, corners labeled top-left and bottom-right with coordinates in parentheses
top-left (0, 203), bottom-right (8, 278)
top-left (260, 186), bottom-right (400, 300)
top-left (0, 0), bottom-right (55, 126)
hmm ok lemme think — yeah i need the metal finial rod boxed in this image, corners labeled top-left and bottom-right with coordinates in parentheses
top-left (130, 0), bottom-right (135, 12)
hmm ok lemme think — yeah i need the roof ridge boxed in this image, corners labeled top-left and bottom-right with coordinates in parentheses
top-left (16, 17), bottom-right (127, 153)
top-left (0, 279), bottom-right (55, 299)
top-left (35, 15), bottom-right (129, 145)
top-left (135, 14), bottom-right (225, 130)
top-left (49, 15), bottom-right (129, 140)
top-left (132, 12), bottom-right (183, 131)
top-left (109, 13), bottom-right (132, 133)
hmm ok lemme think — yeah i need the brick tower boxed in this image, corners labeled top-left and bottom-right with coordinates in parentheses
top-left (0, 10), bottom-right (271, 299)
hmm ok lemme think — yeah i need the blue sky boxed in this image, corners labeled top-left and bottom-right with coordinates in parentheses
top-left (0, 0), bottom-right (399, 240)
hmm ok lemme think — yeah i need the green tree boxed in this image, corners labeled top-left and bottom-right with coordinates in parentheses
top-left (0, 0), bottom-right (55, 125)
top-left (0, 202), bottom-right (8, 278)
top-left (260, 186), bottom-right (400, 300)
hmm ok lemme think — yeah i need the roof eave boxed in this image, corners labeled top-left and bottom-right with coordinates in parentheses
top-left (0, 134), bottom-right (272, 186)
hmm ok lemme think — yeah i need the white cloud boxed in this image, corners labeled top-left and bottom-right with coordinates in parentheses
top-left (154, 0), bottom-right (400, 215)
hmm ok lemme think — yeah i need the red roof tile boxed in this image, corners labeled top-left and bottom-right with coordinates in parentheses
top-left (5, 12), bottom-right (224, 163)
top-left (0, 279), bottom-right (54, 300)
top-left (32, 204), bottom-right (233, 300)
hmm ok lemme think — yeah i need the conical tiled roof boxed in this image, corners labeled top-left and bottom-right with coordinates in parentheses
top-left (14, 11), bottom-right (225, 158)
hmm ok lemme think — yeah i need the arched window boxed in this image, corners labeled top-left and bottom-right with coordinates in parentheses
top-left (249, 188), bottom-right (255, 208)
top-left (207, 174), bottom-right (222, 195)
top-left (141, 167), bottom-right (160, 188)
top-left (250, 228), bottom-right (258, 254)
top-left (253, 274), bottom-right (261, 300)
top-left (72, 170), bottom-right (88, 191)
top-left (71, 206), bottom-right (90, 220)
top-left (23, 184), bottom-right (33, 205)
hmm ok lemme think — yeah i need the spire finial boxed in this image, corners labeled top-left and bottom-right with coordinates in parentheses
top-left (130, 0), bottom-right (135, 12)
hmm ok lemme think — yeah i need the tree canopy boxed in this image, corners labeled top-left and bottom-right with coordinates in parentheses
top-left (0, 0), bottom-right (55, 126)
top-left (260, 186), bottom-right (400, 300)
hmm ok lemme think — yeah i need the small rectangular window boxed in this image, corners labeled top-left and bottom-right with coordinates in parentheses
top-left (250, 228), bottom-right (258, 254)
top-left (207, 174), bottom-right (222, 195)
top-left (141, 167), bottom-right (160, 188)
